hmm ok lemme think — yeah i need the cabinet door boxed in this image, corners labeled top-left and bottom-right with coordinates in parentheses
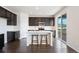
top-left (7, 12), bottom-right (17, 25)
top-left (29, 18), bottom-right (32, 26)
top-left (53, 19), bottom-right (55, 26)
top-left (12, 14), bottom-right (17, 25)
top-left (45, 18), bottom-right (55, 26)
top-left (6, 10), bottom-right (11, 18)
top-left (0, 7), bottom-right (6, 17)
top-left (7, 32), bottom-right (12, 42)
top-left (7, 12), bottom-right (12, 25)
top-left (45, 18), bottom-right (50, 26)
top-left (49, 18), bottom-right (53, 26)
top-left (34, 18), bottom-right (39, 26)
top-left (7, 18), bottom-right (12, 25)
top-left (29, 17), bottom-right (36, 26)
top-left (0, 34), bottom-right (4, 49)
top-left (7, 32), bottom-right (15, 42)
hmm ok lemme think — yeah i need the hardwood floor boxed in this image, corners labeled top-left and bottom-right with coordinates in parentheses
top-left (0, 39), bottom-right (77, 53)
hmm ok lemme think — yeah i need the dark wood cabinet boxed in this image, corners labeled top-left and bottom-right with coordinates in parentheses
top-left (6, 10), bottom-right (11, 18)
top-left (0, 6), bottom-right (17, 25)
top-left (7, 12), bottom-right (17, 25)
top-left (0, 34), bottom-right (4, 49)
top-left (13, 14), bottom-right (17, 25)
top-left (7, 11), bottom-right (12, 25)
top-left (10, 13), bottom-right (17, 25)
top-left (7, 31), bottom-right (19, 42)
top-left (7, 32), bottom-right (15, 42)
top-left (29, 17), bottom-right (55, 26)
top-left (29, 17), bottom-right (38, 26)
top-left (0, 7), bottom-right (6, 17)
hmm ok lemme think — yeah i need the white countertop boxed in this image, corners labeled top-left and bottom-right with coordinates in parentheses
top-left (28, 30), bottom-right (53, 35)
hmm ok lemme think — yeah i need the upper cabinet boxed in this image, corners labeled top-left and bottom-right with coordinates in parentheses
top-left (0, 7), bottom-right (6, 17)
top-left (29, 17), bottom-right (55, 26)
top-left (7, 12), bottom-right (17, 25)
top-left (0, 6), bottom-right (17, 25)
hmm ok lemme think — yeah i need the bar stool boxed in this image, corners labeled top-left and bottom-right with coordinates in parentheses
top-left (31, 34), bottom-right (39, 47)
top-left (40, 34), bottom-right (48, 47)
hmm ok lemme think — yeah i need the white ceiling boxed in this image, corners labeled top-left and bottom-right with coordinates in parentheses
top-left (4, 6), bottom-right (63, 17)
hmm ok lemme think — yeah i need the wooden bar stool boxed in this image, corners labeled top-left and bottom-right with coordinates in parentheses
top-left (31, 35), bottom-right (39, 47)
top-left (40, 34), bottom-right (48, 47)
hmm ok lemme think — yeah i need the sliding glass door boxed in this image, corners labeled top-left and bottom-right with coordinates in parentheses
top-left (57, 17), bottom-right (62, 39)
top-left (62, 14), bottom-right (67, 42)
top-left (57, 14), bottom-right (67, 42)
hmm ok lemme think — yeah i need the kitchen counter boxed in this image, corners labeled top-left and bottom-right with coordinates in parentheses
top-left (27, 30), bottom-right (54, 46)
top-left (28, 30), bottom-right (54, 32)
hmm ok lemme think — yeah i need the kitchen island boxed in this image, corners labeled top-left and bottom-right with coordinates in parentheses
top-left (26, 30), bottom-right (54, 46)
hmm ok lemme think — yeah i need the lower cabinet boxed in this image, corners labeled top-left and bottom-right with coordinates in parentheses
top-left (0, 34), bottom-right (4, 49)
top-left (7, 31), bottom-right (19, 42)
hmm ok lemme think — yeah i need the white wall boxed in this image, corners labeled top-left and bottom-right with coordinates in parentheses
top-left (67, 7), bottom-right (79, 52)
top-left (19, 12), bottom-right (29, 39)
top-left (55, 7), bottom-right (79, 52)
top-left (0, 17), bottom-right (7, 43)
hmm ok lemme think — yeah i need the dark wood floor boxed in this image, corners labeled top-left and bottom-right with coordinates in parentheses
top-left (0, 39), bottom-right (77, 53)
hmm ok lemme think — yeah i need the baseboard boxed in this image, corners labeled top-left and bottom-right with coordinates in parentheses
top-left (67, 44), bottom-right (78, 53)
